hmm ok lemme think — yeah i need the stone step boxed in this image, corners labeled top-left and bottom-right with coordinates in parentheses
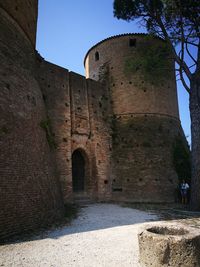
top-left (73, 193), bottom-right (93, 205)
top-left (74, 198), bottom-right (93, 205)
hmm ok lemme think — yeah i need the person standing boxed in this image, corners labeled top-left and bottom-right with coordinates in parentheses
top-left (180, 180), bottom-right (190, 204)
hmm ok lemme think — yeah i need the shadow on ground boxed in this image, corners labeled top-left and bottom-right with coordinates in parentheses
top-left (42, 203), bottom-right (200, 240)
top-left (2, 203), bottom-right (200, 245)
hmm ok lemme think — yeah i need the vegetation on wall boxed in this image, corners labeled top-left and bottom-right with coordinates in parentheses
top-left (99, 62), bottom-right (109, 83)
top-left (0, 126), bottom-right (9, 136)
top-left (40, 117), bottom-right (57, 150)
top-left (124, 36), bottom-right (171, 85)
top-left (173, 136), bottom-right (191, 183)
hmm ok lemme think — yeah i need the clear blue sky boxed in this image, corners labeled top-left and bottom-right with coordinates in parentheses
top-left (36, 0), bottom-right (190, 143)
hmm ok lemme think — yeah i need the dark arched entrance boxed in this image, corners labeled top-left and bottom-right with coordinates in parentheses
top-left (72, 150), bottom-right (85, 192)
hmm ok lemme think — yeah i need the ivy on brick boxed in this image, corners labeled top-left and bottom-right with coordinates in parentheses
top-left (40, 117), bottom-right (57, 150)
top-left (124, 35), bottom-right (171, 85)
top-left (0, 126), bottom-right (9, 135)
top-left (173, 136), bottom-right (191, 182)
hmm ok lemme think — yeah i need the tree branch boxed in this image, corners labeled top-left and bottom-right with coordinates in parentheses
top-left (186, 42), bottom-right (198, 65)
top-left (154, 14), bottom-right (192, 81)
top-left (178, 68), bottom-right (190, 93)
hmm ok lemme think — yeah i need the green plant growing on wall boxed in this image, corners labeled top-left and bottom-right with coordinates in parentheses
top-left (99, 62), bottom-right (109, 83)
top-left (173, 137), bottom-right (191, 183)
top-left (111, 116), bottom-right (119, 145)
top-left (40, 117), bottom-right (57, 150)
top-left (142, 141), bottom-right (151, 147)
top-left (0, 126), bottom-right (9, 136)
top-left (124, 36), bottom-right (171, 85)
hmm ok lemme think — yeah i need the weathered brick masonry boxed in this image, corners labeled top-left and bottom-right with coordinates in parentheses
top-left (37, 62), bottom-right (112, 203)
top-left (0, 1), bottom-right (189, 241)
top-left (85, 34), bottom-right (186, 202)
top-left (0, 1), bottom-right (64, 241)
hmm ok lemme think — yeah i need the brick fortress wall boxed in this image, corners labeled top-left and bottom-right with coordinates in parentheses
top-left (0, 0), bottom-right (38, 47)
top-left (0, 1), bottom-right (64, 241)
top-left (37, 61), bottom-right (112, 202)
top-left (0, 0), bottom-right (190, 242)
top-left (85, 34), bottom-right (186, 202)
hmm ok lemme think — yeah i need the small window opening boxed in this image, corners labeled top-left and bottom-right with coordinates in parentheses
top-left (95, 51), bottom-right (99, 61)
top-left (129, 38), bottom-right (136, 47)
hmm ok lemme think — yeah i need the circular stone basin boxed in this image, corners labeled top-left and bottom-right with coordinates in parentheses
top-left (138, 224), bottom-right (200, 267)
top-left (147, 226), bottom-right (189, 236)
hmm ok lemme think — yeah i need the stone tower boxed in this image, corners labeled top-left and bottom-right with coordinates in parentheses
top-left (85, 34), bottom-right (184, 202)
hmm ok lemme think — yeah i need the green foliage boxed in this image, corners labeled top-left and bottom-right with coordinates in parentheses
top-left (113, 0), bottom-right (199, 46)
top-left (173, 137), bottom-right (191, 182)
top-left (40, 117), bottom-right (57, 150)
top-left (124, 36), bottom-right (171, 84)
top-left (142, 141), bottom-right (151, 147)
top-left (0, 126), bottom-right (9, 135)
top-left (111, 117), bottom-right (117, 139)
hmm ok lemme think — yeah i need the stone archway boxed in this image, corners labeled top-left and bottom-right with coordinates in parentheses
top-left (72, 149), bottom-right (85, 192)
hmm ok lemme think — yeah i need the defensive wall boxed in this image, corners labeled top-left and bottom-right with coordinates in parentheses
top-left (37, 60), bottom-right (112, 203)
top-left (85, 34), bottom-right (185, 202)
top-left (0, 1), bottom-right (189, 241)
top-left (0, 0), bottom-right (64, 241)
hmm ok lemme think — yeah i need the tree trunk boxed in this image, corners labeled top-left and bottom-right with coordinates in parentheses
top-left (190, 72), bottom-right (200, 210)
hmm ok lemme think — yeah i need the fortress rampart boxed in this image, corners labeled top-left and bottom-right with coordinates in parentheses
top-left (0, 2), bottom-right (190, 241)
top-left (0, 0), bottom-right (38, 47)
top-left (85, 34), bottom-right (184, 202)
top-left (0, 1), bottom-right (64, 241)
top-left (85, 34), bottom-right (179, 119)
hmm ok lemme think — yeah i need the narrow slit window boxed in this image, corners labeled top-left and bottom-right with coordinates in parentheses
top-left (129, 38), bottom-right (136, 47)
top-left (95, 51), bottom-right (99, 61)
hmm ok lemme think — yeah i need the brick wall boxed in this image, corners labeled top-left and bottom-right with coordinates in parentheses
top-left (85, 34), bottom-right (179, 119)
top-left (0, 1), bottom-right (190, 243)
top-left (86, 79), bottom-right (112, 200)
top-left (111, 115), bottom-right (181, 202)
top-left (85, 34), bottom-right (187, 203)
top-left (37, 62), bottom-right (112, 202)
top-left (0, 6), bottom-right (64, 242)
top-left (0, 0), bottom-right (38, 47)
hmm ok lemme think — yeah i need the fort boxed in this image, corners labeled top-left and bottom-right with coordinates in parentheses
top-left (0, 0), bottom-right (189, 241)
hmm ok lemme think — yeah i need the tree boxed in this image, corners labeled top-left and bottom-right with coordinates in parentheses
top-left (113, 0), bottom-right (200, 210)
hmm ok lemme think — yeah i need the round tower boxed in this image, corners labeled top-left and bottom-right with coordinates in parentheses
top-left (0, 0), bottom-right (64, 241)
top-left (84, 34), bottom-right (186, 203)
top-left (0, 0), bottom-right (38, 47)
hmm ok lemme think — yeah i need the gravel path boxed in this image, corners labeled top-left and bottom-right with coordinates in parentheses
top-left (0, 203), bottom-right (158, 267)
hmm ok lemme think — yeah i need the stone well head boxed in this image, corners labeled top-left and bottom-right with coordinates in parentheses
top-left (138, 223), bottom-right (200, 267)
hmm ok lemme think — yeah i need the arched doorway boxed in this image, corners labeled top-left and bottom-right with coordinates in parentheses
top-left (72, 150), bottom-right (85, 192)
